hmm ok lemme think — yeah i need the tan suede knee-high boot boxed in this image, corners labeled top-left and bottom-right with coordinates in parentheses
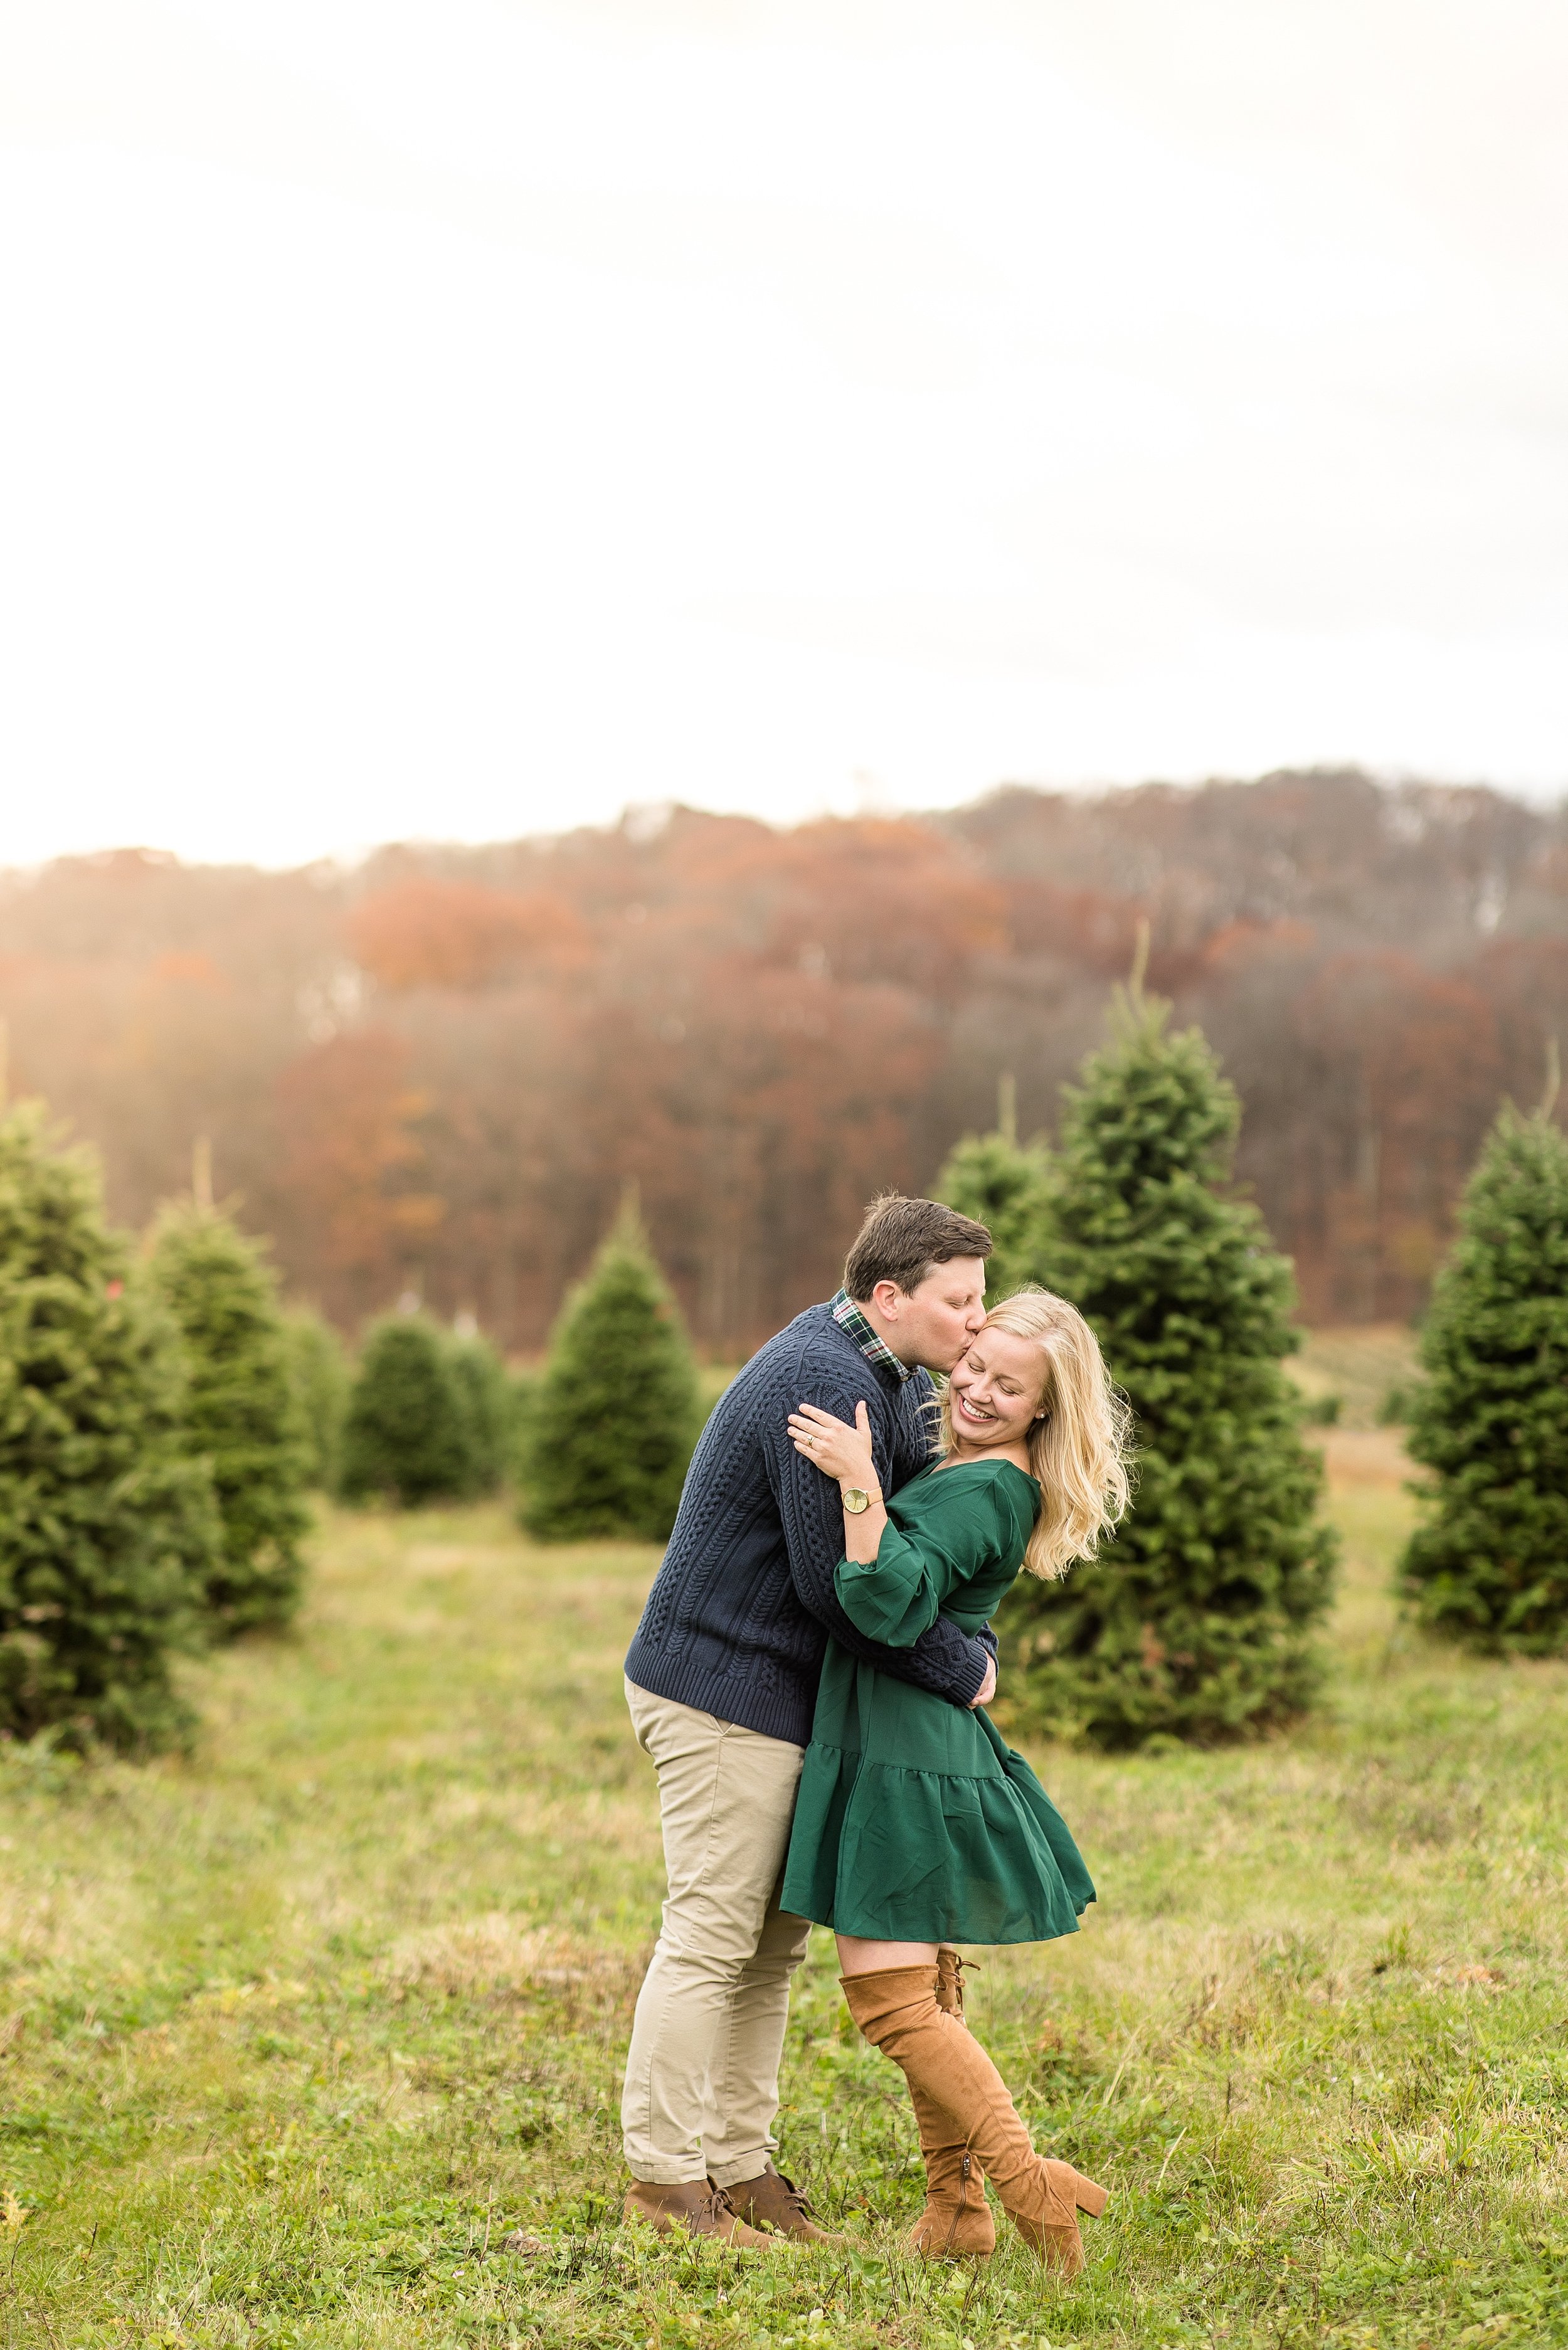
top-left (902, 1949), bottom-right (995, 2260)
top-left (842, 1964), bottom-right (1108, 2276)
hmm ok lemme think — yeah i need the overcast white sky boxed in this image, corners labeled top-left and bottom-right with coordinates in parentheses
top-left (3, 0), bottom-right (1567, 866)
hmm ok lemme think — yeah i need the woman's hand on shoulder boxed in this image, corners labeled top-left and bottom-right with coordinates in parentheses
top-left (788, 1399), bottom-right (879, 1491)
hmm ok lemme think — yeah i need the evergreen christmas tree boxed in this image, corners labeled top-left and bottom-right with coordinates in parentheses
top-left (282, 1305), bottom-right (351, 1493)
top-left (338, 1315), bottom-right (472, 1506)
top-left (1002, 980), bottom-right (1336, 1746)
top-left (0, 1104), bottom-right (221, 1749)
top-left (1400, 1096), bottom-right (1568, 1649)
top-left (519, 1200), bottom-right (702, 1542)
top-left (446, 1326), bottom-right (513, 1497)
top-left (145, 1198), bottom-right (312, 1635)
top-left (937, 1076), bottom-right (1053, 1303)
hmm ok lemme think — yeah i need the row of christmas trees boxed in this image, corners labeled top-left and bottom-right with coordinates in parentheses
top-left (0, 1100), bottom-right (700, 1750)
top-left (1, 1105), bottom-right (309, 1750)
top-left (3, 961), bottom-right (1564, 1756)
top-left (935, 978), bottom-right (1568, 1745)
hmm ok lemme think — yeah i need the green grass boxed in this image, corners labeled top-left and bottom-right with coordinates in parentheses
top-left (5, 1429), bottom-right (1568, 2348)
top-left (1289, 1327), bottom-right (1420, 1431)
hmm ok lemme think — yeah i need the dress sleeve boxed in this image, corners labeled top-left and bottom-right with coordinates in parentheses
top-left (832, 1478), bottom-right (1007, 1649)
top-left (761, 1352), bottom-right (992, 1707)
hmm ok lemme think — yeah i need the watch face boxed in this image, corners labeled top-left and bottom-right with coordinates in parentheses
top-left (843, 1487), bottom-right (869, 1513)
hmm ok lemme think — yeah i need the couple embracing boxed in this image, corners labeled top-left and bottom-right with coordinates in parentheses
top-left (620, 1194), bottom-right (1130, 2271)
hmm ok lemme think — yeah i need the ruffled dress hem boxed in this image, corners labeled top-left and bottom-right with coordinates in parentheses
top-left (780, 1733), bottom-right (1094, 1947)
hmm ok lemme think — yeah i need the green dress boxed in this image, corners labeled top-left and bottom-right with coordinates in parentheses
top-left (780, 1459), bottom-right (1094, 1945)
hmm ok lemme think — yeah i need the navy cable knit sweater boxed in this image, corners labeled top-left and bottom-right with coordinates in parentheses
top-left (623, 1301), bottom-right (994, 1746)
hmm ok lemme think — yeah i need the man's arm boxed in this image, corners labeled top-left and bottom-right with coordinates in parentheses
top-left (761, 1377), bottom-right (992, 1708)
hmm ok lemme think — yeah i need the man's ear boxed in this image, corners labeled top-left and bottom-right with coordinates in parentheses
top-left (869, 1278), bottom-right (905, 1321)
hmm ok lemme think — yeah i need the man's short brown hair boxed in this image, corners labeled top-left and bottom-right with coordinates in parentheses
top-left (843, 1193), bottom-right (993, 1302)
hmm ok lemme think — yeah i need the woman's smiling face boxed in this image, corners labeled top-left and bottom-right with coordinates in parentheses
top-left (947, 1325), bottom-right (1047, 1453)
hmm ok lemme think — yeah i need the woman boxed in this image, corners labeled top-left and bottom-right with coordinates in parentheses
top-left (780, 1286), bottom-right (1131, 2273)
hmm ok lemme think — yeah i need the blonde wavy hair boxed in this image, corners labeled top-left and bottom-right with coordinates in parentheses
top-left (938, 1286), bottom-right (1133, 1580)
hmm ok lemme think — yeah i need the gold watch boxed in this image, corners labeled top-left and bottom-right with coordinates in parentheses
top-left (842, 1486), bottom-right (881, 1515)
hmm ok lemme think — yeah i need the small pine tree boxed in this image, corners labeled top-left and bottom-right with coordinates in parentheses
top-left (1399, 1101), bottom-right (1568, 1649)
top-left (936, 1080), bottom-right (1053, 1303)
top-left (282, 1305), bottom-right (352, 1493)
top-left (520, 1202), bottom-right (702, 1542)
top-left (446, 1326), bottom-right (513, 1498)
top-left (1002, 986), bottom-right (1337, 1747)
top-left (0, 1104), bottom-right (221, 1749)
top-left (339, 1315), bottom-right (472, 1506)
top-left (145, 1200), bottom-right (312, 1636)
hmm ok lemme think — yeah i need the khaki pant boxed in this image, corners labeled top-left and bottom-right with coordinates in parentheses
top-left (621, 1678), bottom-right (812, 2187)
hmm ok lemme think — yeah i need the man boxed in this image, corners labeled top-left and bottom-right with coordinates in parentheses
top-left (620, 1193), bottom-right (995, 2245)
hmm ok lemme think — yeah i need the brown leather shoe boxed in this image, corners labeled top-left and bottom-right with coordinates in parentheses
top-left (622, 2179), bottom-right (780, 2248)
top-left (723, 2167), bottom-right (847, 2247)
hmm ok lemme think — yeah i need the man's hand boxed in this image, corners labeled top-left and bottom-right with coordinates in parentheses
top-left (970, 1653), bottom-right (997, 1709)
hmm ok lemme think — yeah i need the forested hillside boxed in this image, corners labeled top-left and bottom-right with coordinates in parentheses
top-left (1, 768), bottom-right (1562, 1349)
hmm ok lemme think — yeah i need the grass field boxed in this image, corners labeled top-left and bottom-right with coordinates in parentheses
top-left (1288, 1330), bottom-right (1421, 1432)
top-left (6, 1377), bottom-right (1568, 2347)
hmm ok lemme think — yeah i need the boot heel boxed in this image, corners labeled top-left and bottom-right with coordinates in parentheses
top-left (1071, 2172), bottom-right (1110, 2218)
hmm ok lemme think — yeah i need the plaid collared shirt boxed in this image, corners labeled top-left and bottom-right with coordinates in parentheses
top-left (829, 1286), bottom-right (913, 1384)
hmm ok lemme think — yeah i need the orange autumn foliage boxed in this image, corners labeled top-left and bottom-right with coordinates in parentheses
top-left (347, 879), bottom-right (590, 992)
top-left (275, 1030), bottom-right (444, 1314)
top-left (0, 773), bottom-right (1564, 1348)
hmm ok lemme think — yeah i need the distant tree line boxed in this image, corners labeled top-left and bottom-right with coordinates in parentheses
top-left (1, 770), bottom-right (1564, 1353)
